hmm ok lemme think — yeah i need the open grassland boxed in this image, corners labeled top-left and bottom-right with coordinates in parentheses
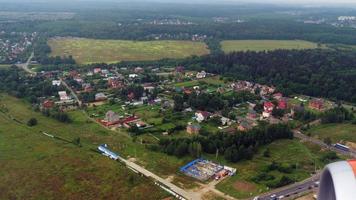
top-left (221, 40), bottom-right (320, 53)
top-left (48, 37), bottom-right (209, 64)
top-left (0, 94), bottom-right (168, 200)
top-left (307, 123), bottom-right (356, 143)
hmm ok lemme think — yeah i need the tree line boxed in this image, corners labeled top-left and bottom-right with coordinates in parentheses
top-left (151, 124), bottom-right (293, 163)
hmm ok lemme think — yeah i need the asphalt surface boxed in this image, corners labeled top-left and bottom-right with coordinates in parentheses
top-left (15, 52), bottom-right (35, 75)
top-left (257, 178), bottom-right (319, 200)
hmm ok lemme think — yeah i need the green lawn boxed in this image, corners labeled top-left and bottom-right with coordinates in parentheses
top-left (174, 76), bottom-right (225, 88)
top-left (307, 123), bottom-right (356, 143)
top-left (221, 40), bottom-right (321, 53)
top-left (0, 94), bottom-right (168, 200)
top-left (48, 37), bottom-right (210, 64)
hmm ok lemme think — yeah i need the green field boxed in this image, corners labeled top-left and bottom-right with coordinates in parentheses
top-left (221, 40), bottom-right (320, 53)
top-left (0, 94), bottom-right (168, 200)
top-left (48, 37), bottom-right (209, 64)
top-left (307, 123), bottom-right (356, 143)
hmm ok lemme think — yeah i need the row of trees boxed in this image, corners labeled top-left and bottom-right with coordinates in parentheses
top-left (155, 124), bottom-right (293, 162)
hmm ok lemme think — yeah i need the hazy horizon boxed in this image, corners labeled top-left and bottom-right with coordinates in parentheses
top-left (0, 0), bottom-right (356, 5)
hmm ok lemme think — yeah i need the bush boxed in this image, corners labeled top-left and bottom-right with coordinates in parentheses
top-left (27, 118), bottom-right (38, 126)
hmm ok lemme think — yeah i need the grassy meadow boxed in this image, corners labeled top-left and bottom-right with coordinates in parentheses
top-left (0, 94), bottom-right (168, 200)
top-left (307, 123), bottom-right (356, 143)
top-left (48, 37), bottom-right (209, 64)
top-left (221, 40), bottom-right (321, 53)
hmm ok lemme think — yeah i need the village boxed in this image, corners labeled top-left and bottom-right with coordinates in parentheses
top-left (0, 31), bottom-right (37, 64)
top-left (36, 64), bottom-right (336, 146)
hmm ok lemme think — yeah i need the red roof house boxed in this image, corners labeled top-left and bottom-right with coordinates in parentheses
top-left (278, 99), bottom-right (287, 110)
top-left (264, 102), bottom-right (275, 113)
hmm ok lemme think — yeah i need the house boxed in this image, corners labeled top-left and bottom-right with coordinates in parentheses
top-left (278, 99), bottom-right (288, 110)
top-left (82, 83), bottom-right (93, 92)
top-left (52, 80), bottom-right (61, 86)
top-left (129, 74), bottom-right (138, 78)
top-left (183, 88), bottom-right (193, 95)
top-left (263, 101), bottom-right (275, 118)
top-left (127, 92), bottom-right (135, 101)
top-left (94, 68), bottom-right (101, 74)
top-left (237, 118), bottom-right (257, 132)
top-left (309, 99), bottom-right (324, 110)
top-left (74, 78), bottom-right (83, 84)
top-left (69, 70), bottom-right (78, 78)
top-left (108, 78), bottom-right (124, 89)
top-left (273, 93), bottom-right (283, 100)
top-left (101, 69), bottom-right (109, 75)
top-left (95, 93), bottom-right (107, 101)
top-left (175, 66), bottom-right (184, 73)
top-left (195, 111), bottom-right (211, 122)
top-left (264, 101), bottom-right (275, 112)
top-left (221, 117), bottom-right (231, 126)
top-left (143, 83), bottom-right (155, 92)
top-left (42, 100), bottom-right (54, 109)
top-left (186, 124), bottom-right (201, 134)
top-left (196, 71), bottom-right (207, 79)
top-left (104, 110), bottom-right (121, 123)
top-left (247, 110), bottom-right (258, 120)
top-left (134, 67), bottom-right (144, 73)
top-left (58, 91), bottom-right (70, 101)
top-left (237, 121), bottom-right (253, 132)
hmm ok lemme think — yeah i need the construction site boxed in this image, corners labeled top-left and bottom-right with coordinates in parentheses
top-left (180, 159), bottom-right (236, 181)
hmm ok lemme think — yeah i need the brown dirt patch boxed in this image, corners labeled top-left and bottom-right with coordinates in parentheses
top-left (233, 180), bottom-right (257, 192)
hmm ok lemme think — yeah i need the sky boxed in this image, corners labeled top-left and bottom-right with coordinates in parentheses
top-left (1, 0), bottom-right (356, 6)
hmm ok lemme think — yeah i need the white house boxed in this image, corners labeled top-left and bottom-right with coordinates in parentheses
top-left (52, 80), bottom-right (61, 86)
top-left (129, 74), bottom-right (138, 78)
top-left (58, 91), bottom-right (70, 101)
top-left (196, 71), bottom-right (207, 79)
top-left (195, 111), bottom-right (211, 123)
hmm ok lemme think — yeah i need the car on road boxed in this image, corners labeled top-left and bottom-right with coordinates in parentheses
top-left (278, 195), bottom-right (284, 199)
top-left (270, 194), bottom-right (277, 200)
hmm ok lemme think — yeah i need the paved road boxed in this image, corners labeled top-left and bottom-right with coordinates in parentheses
top-left (257, 174), bottom-right (320, 200)
top-left (293, 130), bottom-right (356, 158)
top-left (16, 52), bottom-right (36, 75)
top-left (258, 180), bottom-right (318, 200)
top-left (60, 78), bottom-right (82, 106)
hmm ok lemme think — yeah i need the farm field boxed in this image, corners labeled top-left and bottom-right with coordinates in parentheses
top-left (221, 40), bottom-right (321, 53)
top-left (0, 94), bottom-right (168, 200)
top-left (48, 37), bottom-right (209, 64)
top-left (307, 123), bottom-right (356, 143)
